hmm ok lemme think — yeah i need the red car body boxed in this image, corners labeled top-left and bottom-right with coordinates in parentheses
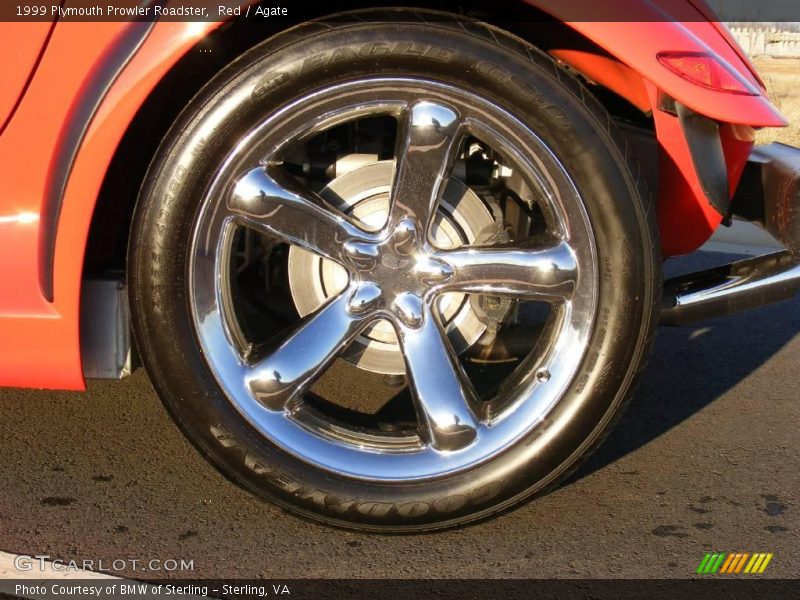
top-left (0, 0), bottom-right (788, 390)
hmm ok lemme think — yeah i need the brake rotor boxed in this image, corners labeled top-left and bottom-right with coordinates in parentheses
top-left (288, 160), bottom-right (495, 375)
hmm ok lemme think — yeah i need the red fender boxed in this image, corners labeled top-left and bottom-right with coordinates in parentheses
top-left (525, 0), bottom-right (786, 255)
top-left (0, 21), bottom-right (223, 389)
top-left (530, 0), bottom-right (785, 126)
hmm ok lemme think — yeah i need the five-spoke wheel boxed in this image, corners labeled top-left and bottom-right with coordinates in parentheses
top-left (190, 83), bottom-right (596, 479)
top-left (130, 11), bottom-right (658, 529)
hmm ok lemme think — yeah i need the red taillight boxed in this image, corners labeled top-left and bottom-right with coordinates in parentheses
top-left (657, 51), bottom-right (758, 96)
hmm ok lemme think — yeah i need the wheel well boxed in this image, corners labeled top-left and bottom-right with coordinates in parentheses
top-left (83, 1), bottom-right (654, 277)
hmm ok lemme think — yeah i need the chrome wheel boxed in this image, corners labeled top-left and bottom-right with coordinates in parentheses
top-left (189, 78), bottom-right (598, 479)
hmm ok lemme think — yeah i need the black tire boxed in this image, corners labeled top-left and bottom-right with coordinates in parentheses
top-left (129, 9), bottom-right (660, 531)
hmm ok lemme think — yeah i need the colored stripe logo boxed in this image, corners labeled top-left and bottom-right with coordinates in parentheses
top-left (696, 552), bottom-right (773, 574)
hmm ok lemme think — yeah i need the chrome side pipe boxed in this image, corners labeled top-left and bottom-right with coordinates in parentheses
top-left (661, 251), bottom-right (800, 326)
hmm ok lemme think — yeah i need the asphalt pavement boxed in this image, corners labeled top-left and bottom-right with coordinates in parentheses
top-left (0, 252), bottom-right (797, 579)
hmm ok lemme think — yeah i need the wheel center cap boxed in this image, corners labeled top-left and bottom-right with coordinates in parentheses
top-left (342, 218), bottom-right (453, 328)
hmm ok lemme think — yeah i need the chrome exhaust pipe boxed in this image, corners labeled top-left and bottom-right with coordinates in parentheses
top-left (661, 251), bottom-right (800, 326)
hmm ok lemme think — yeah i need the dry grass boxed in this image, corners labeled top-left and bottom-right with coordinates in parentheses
top-left (752, 57), bottom-right (800, 146)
